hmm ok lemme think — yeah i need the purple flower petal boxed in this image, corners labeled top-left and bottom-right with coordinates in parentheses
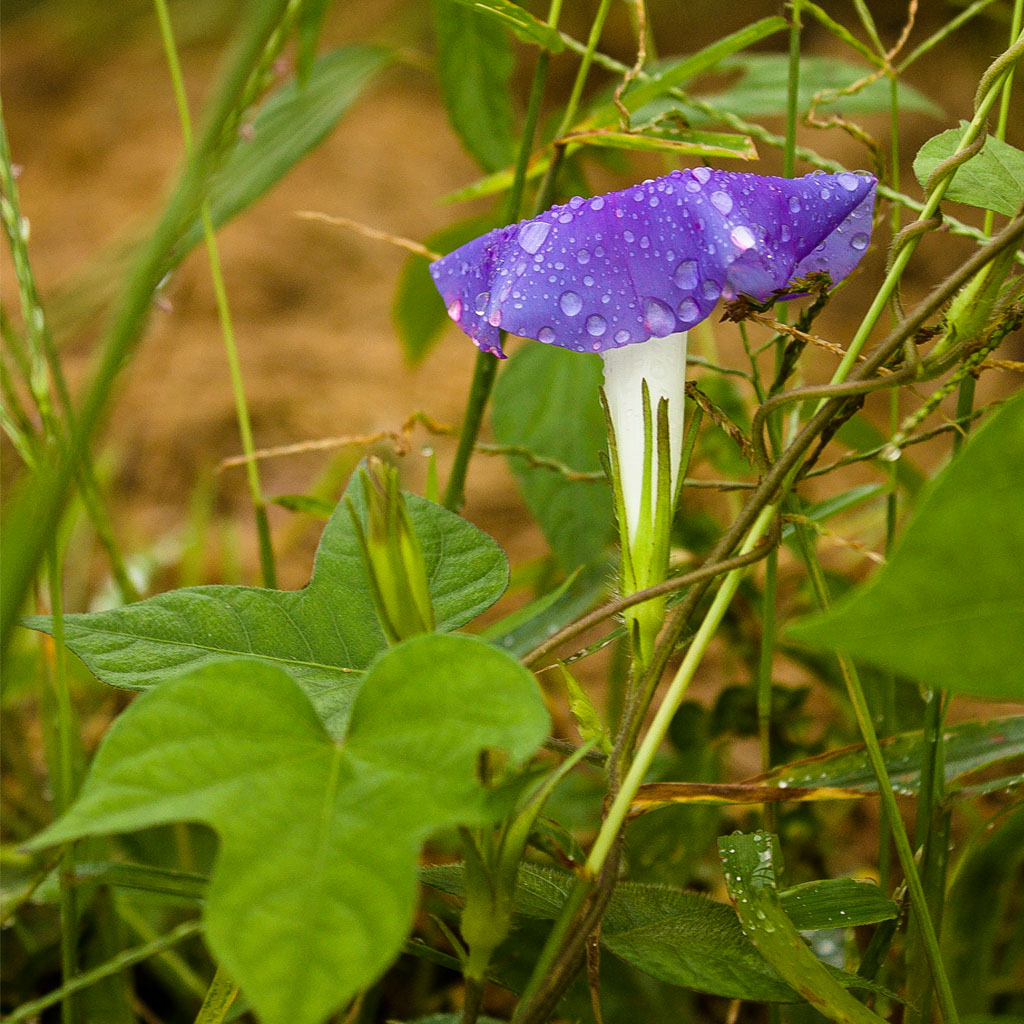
top-left (429, 168), bottom-right (876, 357)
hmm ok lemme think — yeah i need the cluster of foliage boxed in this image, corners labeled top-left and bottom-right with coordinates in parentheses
top-left (2, 2), bottom-right (1023, 1023)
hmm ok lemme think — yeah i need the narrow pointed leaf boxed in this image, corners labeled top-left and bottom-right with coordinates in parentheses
top-left (25, 475), bottom-right (508, 737)
top-left (444, 0), bottom-right (563, 51)
top-left (719, 833), bottom-right (887, 1024)
top-left (29, 638), bottom-right (549, 1024)
top-left (178, 46), bottom-right (392, 253)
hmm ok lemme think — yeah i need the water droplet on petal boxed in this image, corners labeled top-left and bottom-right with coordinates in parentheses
top-left (474, 291), bottom-right (490, 315)
top-left (538, 326), bottom-right (556, 344)
top-left (648, 196), bottom-right (660, 208)
top-left (583, 274), bottom-right (594, 287)
top-left (820, 188), bottom-right (831, 200)
top-left (446, 298), bottom-right (462, 321)
top-left (590, 196), bottom-right (605, 211)
top-left (614, 329), bottom-right (631, 345)
top-left (702, 279), bottom-right (721, 301)
top-left (576, 248), bottom-right (591, 265)
top-left (710, 190), bottom-right (733, 215)
top-left (673, 259), bottom-right (698, 290)
top-left (852, 232), bottom-right (869, 251)
top-left (624, 229), bottom-right (635, 244)
top-left (677, 297), bottom-right (700, 324)
top-left (558, 211), bottom-right (573, 224)
top-left (789, 196), bottom-right (801, 213)
top-left (488, 309), bottom-right (502, 327)
top-left (643, 297), bottom-right (676, 336)
top-left (730, 225), bottom-right (756, 251)
top-left (518, 220), bottom-right (551, 254)
top-left (639, 235), bottom-right (650, 249)
top-left (838, 172), bottom-right (860, 191)
top-left (569, 195), bottom-right (585, 209)
top-left (586, 314), bottom-right (607, 337)
top-left (693, 166), bottom-right (711, 184)
top-left (560, 290), bottom-right (583, 316)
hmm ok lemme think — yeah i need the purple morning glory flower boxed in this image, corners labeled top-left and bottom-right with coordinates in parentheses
top-left (430, 167), bottom-right (875, 623)
top-left (429, 167), bottom-right (876, 358)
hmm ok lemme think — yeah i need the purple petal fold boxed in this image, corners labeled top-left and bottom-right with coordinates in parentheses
top-left (429, 168), bottom-right (876, 357)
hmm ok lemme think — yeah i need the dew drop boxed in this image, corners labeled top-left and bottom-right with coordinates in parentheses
top-left (780, 224), bottom-right (791, 242)
top-left (538, 326), bottom-right (556, 344)
top-left (623, 229), bottom-right (635, 244)
top-left (693, 166), bottom-right (711, 184)
top-left (576, 248), bottom-right (591, 265)
top-left (559, 290), bottom-right (583, 316)
top-left (590, 196), bottom-right (605, 211)
top-left (673, 259), bottom-right (698, 290)
top-left (583, 274), bottom-right (594, 287)
top-left (677, 297), bottom-right (700, 324)
top-left (446, 298), bottom-right (462, 321)
top-left (880, 443), bottom-right (901, 462)
top-left (586, 314), bottom-right (607, 337)
top-left (488, 309), bottom-right (502, 327)
top-left (702, 279), bottom-right (721, 301)
top-left (838, 171), bottom-right (860, 191)
top-left (851, 232), bottom-right (869, 251)
top-left (639, 235), bottom-right (650, 249)
top-left (685, 179), bottom-right (701, 193)
top-left (558, 211), bottom-right (573, 224)
top-left (648, 196), bottom-right (660, 208)
top-left (473, 291), bottom-right (490, 315)
top-left (517, 220), bottom-right (551, 254)
top-left (710, 190), bottom-right (733, 215)
top-left (788, 196), bottom-right (801, 213)
top-left (569, 195), bottom-right (585, 209)
top-left (643, 297), bottom-right (676, 336)
top-left (820, 188), bottom-right (831, 200)
top-left (614, 329), bottom-right (631, 344)
top-left (730, 225), bottom-right (756, 251)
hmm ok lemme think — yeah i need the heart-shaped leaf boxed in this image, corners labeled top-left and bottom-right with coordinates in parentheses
top-left (29, 637), bottom-right (549, 1024)
top-left (25, 475), bottom-right (508, 737)
top-left (788, 391), bottom-right (1024, 700)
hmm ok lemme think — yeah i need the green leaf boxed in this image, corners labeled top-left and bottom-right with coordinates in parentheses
top-left (682, 53), bottom-right (941, 123)
top-left (719, 833), bottom-right (887, 1024)
top-left (759, 716), bottom-right (1024, 795)
top-left (25, 474), bottom-right (508, 737)
top-left (423, 860), bottom-right (798, 1000)
top-left (433, 0), bottom-right (516, 172)
top-left (393, 214), bottom-right (496, 364)
top-left (295, 0), bottom-right (332, 83)
top-left (778, 878), bottom-right (897, 931)
top-left (178, 46), bottom-right (392, 253)
top-left (29, 639), bottom-right (549, 1024)
top-left (560, 127), bottom-right (756, 161)
top-left (491, 342), bottom-right (614, 571)
top-left (788, 391), bottom-right (1024, 699)
top-left (443, 0), bottom-right (563, 52)
top-left (914, 125), bottom-right (1024, 217)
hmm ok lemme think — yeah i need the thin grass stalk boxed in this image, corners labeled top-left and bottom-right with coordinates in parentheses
top-left (46, 546), bottom-right (80, 1024)
top-left (1, 0), bottom-right (293, 646)
top-left (4, 921), bottom-right (204, 1024)
top-left (154, 0), bottom-right (278, 587)
top-left (442, 0), bottom-right (563, 512)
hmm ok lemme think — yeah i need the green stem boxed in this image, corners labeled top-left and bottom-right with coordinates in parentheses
top-left (799, 546), bottom-right (959, 1024)
top-left (783, 0), bottom-right (802, 179)
top-left (47, 547), bottom-right (79, 1024)
top-left (756, 546), bottom-right (778, 830)
top-left (586, 504), bottom-right (776, 874)
top-left (828, 36), bottom-right (1022, 387)
top-left (983, 0), bottom-right (1022, 236)
top-left (154, 0), bottom-right (277, 586)
top-left (442, 0), bottom-right (565, 512)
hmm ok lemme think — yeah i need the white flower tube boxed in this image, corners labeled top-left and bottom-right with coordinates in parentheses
top-left (601, 332), bottom-right (688, 545)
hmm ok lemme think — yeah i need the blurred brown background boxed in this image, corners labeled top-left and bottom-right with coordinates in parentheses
top-left (2, 0), bottom-right (1020, 592)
